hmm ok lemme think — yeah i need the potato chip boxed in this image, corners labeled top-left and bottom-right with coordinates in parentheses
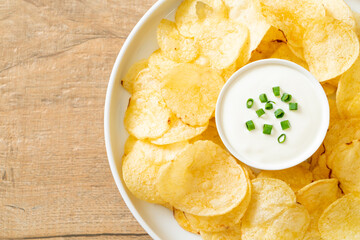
top-left (124, 135), bottom-right (137, 155)
top-left (354, 11), bottom-right (360, 36)
top-left (249, 26), bottom-right (286, 62)
top-left (327, 140), bottom-right (360, 194)
top-left (148, 49), bottom-right (179, 80)
top-left (223, 0), bottom-right (270, 54)
top-left (157, 19), bottom-right (198, 63)
top-left (161, 63), bottom-right (224, 126)
top-left (297, 179), bottom-right (342, 240)
top-left (258, 0), bottom-right (325, 47)
top-left (319, 193), bottom-right (360, 240)
top-left (270, 44), bottom-right (309, 70)
top-left (185, 176), bottom-right (251, 232)
top-left (124, 90), bottom-right (171, 139)
top-left (132, 68), bottom-right (161, 93)
top-left (322, 0), bottom-right (355, 28)
top-left (328, 98), bottom-right (341, 125)
top-left (200, 224), bottom-right (242, 240)
top-left (158, 140), bottom-right (249, 216)
top-left (303, 17), bottom-right (359, 82)
top-left (121, 59), bottom-right (148, 93)
top-left (151, 115), bottom-right (208, 145)
top-left (288, 44), bottom-right (305, 61)
top-left (242, 178), bottom-right (296, 227)
top-left (310, 144), bottom-right (325, 170)
top-left (197, 18), bottom-right (249, 70)
top-left (312, 153), bottom-right (330, 180)
top-left (321, 82), bottom-right (337, 96)
top-left (191, 119), bottom-right (224, 147)
top-left (221, 62), bottom-right (238, 81)
top-left (257, 163), bottom-right (313, 192)
top-left (173, 208), bottom-right (199, 234)
top-left (122, 140), bottom-right (188, 205)
top-left (336, 56), bottom-right (360, 118)
top-left (175, 0), bottom-right (227, 37)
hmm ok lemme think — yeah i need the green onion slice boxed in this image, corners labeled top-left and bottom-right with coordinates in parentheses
top-left (256, 108), bottom-right (265, 117)
top-left (273, 86), bottom-right (280, 96)
top-left (281, 120), bottom-right (291, 130)
top-left (289, 102), bottom-right (298, 110)
top-left (259, 93), bottom-right (268, 103)
top-left (274, 109), bottom-right (285, 118)
top-left (281, 93), bottom-right (292, 102)
top-left (263, 124), bottom-right (273, 135)
top-left (246, 120), bottom-right (255, 131)
top-left (265, 102), bottom-right (273, 110)
top-left (246, 98), bottom-right (254, 108)
top-left (278, 134), bottom-right (286, 143)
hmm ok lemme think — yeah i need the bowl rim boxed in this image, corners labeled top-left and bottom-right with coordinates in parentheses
top-left (104, 1), bottom-right (168, 239)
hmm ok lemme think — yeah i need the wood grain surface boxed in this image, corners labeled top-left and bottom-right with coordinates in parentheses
top-left (0, 0), bottom-right (157, 239)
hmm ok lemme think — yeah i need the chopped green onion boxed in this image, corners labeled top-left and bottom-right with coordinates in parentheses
top-left (256, 108), bottom-right (265, 117)
top-left (246, 98), bottom-right (254, 108)
top-left (263, 124), bottom-right (273, 135)
top-left (273, 86), bottom-right (280, 96)
top-left (281, 93), bottom-right (292, 102)
top-left (281, 120), bottom-right (291, 130)
top-left (289, 102), bottom-right (298, 110)
top-left (274, 109), bottom-right (285, 118)
top-left (278, 134), bottom-right (286, 143)
top-left (259, 93), bottom-right (268, 103)
top-left (246, 120), bottom-right (255, 131)
top-left (265, 102), bottom-right (273, 110)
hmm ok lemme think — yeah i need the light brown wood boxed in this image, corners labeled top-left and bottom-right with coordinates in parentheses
top-left (0, 0), bottom-right (157, 239)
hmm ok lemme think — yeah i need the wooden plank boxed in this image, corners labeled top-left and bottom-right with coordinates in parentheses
top-left (0, 0), bottom-right (157, 238)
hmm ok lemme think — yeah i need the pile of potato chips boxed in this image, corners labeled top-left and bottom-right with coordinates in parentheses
top-left (121, 0), bottom-right (360, 239)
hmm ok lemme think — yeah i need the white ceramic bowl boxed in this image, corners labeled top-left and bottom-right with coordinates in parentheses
top-left (104, 1), bottom-right (359, 239)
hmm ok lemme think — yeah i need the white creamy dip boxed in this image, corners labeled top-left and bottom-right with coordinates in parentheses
top-left (216, 59), bottom-right (329, 170)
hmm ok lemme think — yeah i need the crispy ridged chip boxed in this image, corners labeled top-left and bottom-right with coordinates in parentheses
top-left (148, 49), bottom-right (179, 80)
top-left (124, 90), bottom-right (171, 139)
top-left (186, 176), bottom-right (251, 232)
top-left (151, 115), bottom-right (208, 145)
top-left (257, 163), bottom-right (313, 192)
top-left (122, 140), bottom-right (188, 205)
top-left (336, 56), bottom-right (360, 118)
top-left (121, 59), bottom-right (148, 93)
top-left (157, 19), bottom-right (198, 63)
top-left (161, 63), bottom-right (224, 126)
top-left (297, 179), bottom-right (342, 240)
top-left (303, 17), bottom-right (359, 82)
top-left (319, 193), bottom-right (360, 240)
top-left (173, 208), bottom-right (199, 234)
top-left (158, 140), bottom-right (249, 216)
top-left (327, 140), bottom-right (360, 194)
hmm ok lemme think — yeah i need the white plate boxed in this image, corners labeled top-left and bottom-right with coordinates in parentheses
top-left (104, 1), bottom-right (359, 239)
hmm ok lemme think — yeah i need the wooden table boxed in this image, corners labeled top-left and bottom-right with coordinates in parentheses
top-left (1, 1), bottom-right (157, 239)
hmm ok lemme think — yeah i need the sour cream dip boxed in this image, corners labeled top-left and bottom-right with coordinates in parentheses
top-left (216, 59), bottom-right (329, 170)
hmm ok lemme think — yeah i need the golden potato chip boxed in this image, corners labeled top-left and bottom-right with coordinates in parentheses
top-left (242, 178), bottom-right (296, 227)
top-left (328, 98), bottom-right (341, 125)
top-left (321, 82), bottom-right (337, 96)
top-left (327, 140), bottom-right (360, 194)
top-left (270, 44), bottom-right (308, 70)
top-left (121, 59), bottom-right (148, 93)
top-left (258, 0), bottom-right (325, 47)
top-left (157, 19), bottom-right (198, 63)
top-left (151, 115), bottom-right (208, 145)
top-left (124, 135), bottom-right (137, 155)
top-left (196, 18), bottom-right (249, 70)
top-left (161, 63), bottom-right (224, 126)
top-left (319, 193), bottom-right (360, 240)
top-left (221, 62), bottom-right (238, 81)
top-left (122, 140), bottom-right (188, 205)
top-left (148, 49), bottom-right (179, 80)
top-left (173, 208), bottom-right (199, 234)
top-left (185, 176), bottom-right (251, 232)
top-left (288, 44), bottom-right (305, 61)
top-left (249, 26), bottom-right (286, 62)
top-left (158, 140), bottom-right (249, 216)
top-left (303, 17), bottom-right (359, 82)
top-left (124, 90), bottom-right (171, 139)
top-left (175, 0), bottom-right (227, 37)
top-left (354, 11), bottom-right (360, 36)
top-left (322, 0), bottom-right (355, 28)
top-left (132, 68), bottom-right (161, 93)
top-left (223, 0), bottom-right (270, 54)
top-left (336, 56), bottom-right (360, 118)
top-left (200, 224), bottom-right (242, 240)
top-left (191, 119), bottom-right (224, 147)
top-left (297, 179), bottom-right (342, 240)
top-left (257, 163), bottom-right (313, 192)
top-left (312, 153), bottom-right (330, 180)
top-left (310, 144), bottom-right (325, 170)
